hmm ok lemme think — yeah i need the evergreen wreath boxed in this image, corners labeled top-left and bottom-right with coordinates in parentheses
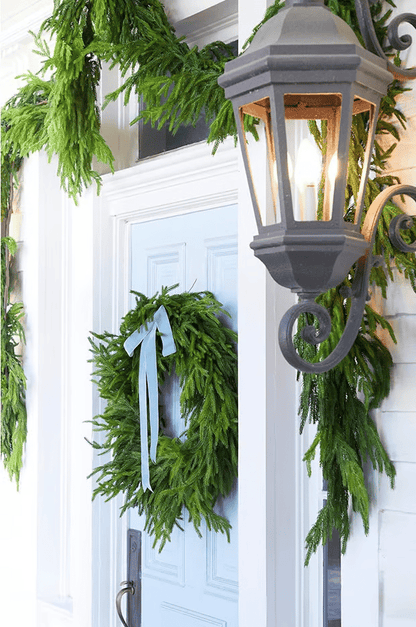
top-left (89, 287), bottom-right (238, 548)
top-left (1, 0), bottom-right (416, 562)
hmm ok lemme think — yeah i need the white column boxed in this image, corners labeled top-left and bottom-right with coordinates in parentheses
top-left (237, 2), bottom-right (300, 626)
top-left (0, 151), bottom-right (94, 627)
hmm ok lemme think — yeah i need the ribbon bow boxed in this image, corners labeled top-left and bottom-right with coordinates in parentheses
top-left (124, 305), bottom-right (176, 491)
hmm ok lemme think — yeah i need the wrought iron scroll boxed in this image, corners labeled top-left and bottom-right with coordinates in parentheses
top-left (279, 184), bottom-right (416, 373)
top-left (354, 0), bottom-right (416, 80)
top-left (389, 213), bottom-right (416, 252)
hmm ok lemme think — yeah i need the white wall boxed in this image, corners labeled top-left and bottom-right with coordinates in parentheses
top-left (0, 9), bottom-right (51, 624)
top-left (2, 7), bottom-right (94, 622)
top-left (376, 48), bottom-right (416, 626)
top-left (0, 0), bottom-right (52, 106)
top-left (342, 16), bottom-right (416, 624)
top-left (0, 150), bottom-right (94, 626)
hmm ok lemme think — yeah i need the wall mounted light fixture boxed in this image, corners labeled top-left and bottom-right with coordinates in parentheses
top-left (219, 0), bottom-right (416, 373)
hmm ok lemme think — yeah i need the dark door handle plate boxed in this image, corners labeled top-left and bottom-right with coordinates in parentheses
top-left (115, 529), bottom-right (141, 627)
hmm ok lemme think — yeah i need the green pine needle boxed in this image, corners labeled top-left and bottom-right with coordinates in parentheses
top-left (1, 238), bottom-right (27, 488)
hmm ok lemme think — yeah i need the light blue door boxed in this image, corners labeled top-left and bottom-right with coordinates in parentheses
top-left (130, 204), bottom-right (238, 627)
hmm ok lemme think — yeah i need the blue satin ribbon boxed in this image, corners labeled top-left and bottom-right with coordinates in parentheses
top-left (124, 305), bottom-right (176, 492)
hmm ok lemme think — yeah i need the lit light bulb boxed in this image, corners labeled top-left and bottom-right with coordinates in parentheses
top-left (271, 158), bottom-right (278, 188)
top-left (294, 138), bottom-right (322, 221)
top-left (287, 153), bottom-right (294, 180)
top-left (294, 138), bottom-right (322, 189)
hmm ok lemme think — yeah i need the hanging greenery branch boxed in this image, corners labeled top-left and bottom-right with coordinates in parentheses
top-left (1, 28), bottom-right (114, 203)
top-left (296, 297), bottom-right (398, 564)
top-left (1, 119), bottom-right (27, 487)
top-left (295, 0), bottom-right (416, 564)
top-left (1, 234), bottom-right (27, 488)
top-left (39, 9), bottom-right (114, 200)
top-left (1, 36), bottom-right (51, 484)
top-left (89, 288), bottom-right (238, 549)
top-left (96, 0), bottom-right (239, 150)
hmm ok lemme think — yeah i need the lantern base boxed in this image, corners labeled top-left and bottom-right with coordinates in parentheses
top-left (274, 185), bottom-right (416, 373)
top-left (250, 224), bottom-right (369, 295)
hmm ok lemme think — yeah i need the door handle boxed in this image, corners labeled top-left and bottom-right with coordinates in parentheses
top-left (116, 529), bottom-right (141, 627)
top-left (116, 581), bottom-right (135, 627)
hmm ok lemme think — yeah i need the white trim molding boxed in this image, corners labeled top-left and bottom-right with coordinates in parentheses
top-left (101, 138), bottom-right (239, 221)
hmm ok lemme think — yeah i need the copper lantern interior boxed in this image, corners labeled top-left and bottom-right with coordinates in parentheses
top-left (240, 94), bottom-right (376, 228)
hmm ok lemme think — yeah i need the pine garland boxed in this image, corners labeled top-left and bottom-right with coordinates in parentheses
top-left (1, 0), bottom-right (415, 562)
top-left (1, 235), bottom-right (27, 488)
top-left (296, 298), bottom-right (397, 564)
top-left (1, 30), bottom-right (113, 203)
top-left (296, 0), bottom-right (416, 563)
top-left (1, 122), bottom-right (27, 486)
top-left (89, 288), bottom-right (238, 548)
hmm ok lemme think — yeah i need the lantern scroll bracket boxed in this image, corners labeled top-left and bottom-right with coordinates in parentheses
top-left (278, 185), bottom-right (416, 373)
top-left (355, 0), bottom-right (416, 80)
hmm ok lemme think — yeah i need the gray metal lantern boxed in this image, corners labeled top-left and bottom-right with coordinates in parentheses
top-left (219, 0), bottom-right (416, 373)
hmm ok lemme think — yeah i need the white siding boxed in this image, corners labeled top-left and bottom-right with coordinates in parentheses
top-left (343, 27), bottom-right (416, 624)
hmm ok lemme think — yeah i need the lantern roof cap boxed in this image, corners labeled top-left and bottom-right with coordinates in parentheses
top-left (219, 2), bottom-right (392, 99)
top-left (247, 1), bottom-right (361, 52)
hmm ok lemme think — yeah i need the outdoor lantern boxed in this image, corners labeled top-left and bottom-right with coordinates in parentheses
top-left (219, 0), bottom-right (416, 373)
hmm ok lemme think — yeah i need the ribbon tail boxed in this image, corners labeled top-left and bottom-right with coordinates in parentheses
top-left (147, 329), bottom-right (159, 463)
top-left (125, 306), bottom-right (176, 492)
top-left (139, 339), bottom-right (152, 492)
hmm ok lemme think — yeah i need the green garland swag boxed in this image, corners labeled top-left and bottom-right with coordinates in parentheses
top-left (1, 236), bottom-right (27, 488)
top-left (1, 0), bottom-right (416, 562)
top-left (89, 288), bottom-right (238, 548)
top-left (1, 139), bottom-right (27, 487)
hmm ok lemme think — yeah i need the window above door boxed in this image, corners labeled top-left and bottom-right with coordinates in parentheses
top-left (139, 0), bottom-right (238, 160)
top-left (98, 0), bottom-right (237, 171)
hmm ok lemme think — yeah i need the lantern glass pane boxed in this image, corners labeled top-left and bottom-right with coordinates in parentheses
top-left (350, 97), bottom-right (377, 226)
top-left (240, 98), bottom-right (281, 226)
top-left (284, 93), bottom-right (342, 222)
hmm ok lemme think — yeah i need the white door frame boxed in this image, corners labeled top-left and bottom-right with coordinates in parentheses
top-left (92, 138), bottom-right (239, 627)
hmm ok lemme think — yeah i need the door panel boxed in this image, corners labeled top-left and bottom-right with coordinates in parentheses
top-left (129, 204), bottom-right (238, 627)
